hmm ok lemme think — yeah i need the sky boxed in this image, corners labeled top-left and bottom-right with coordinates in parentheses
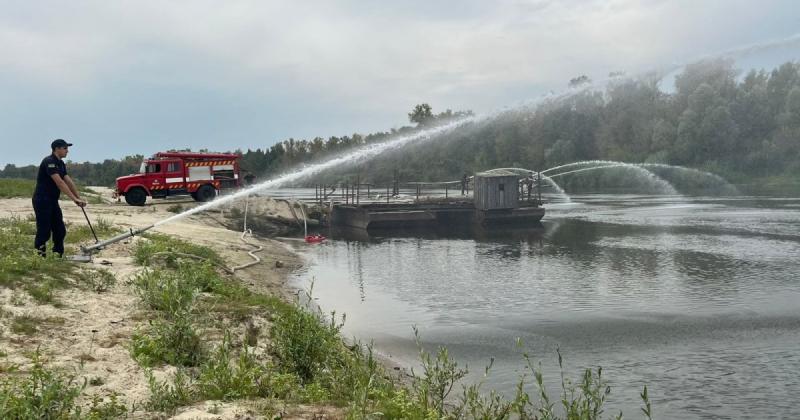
top-left (1, 0), bottom-right (799, 167)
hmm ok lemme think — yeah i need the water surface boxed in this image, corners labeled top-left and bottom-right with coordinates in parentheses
top-left (290, 194), bottom-right (800, 419)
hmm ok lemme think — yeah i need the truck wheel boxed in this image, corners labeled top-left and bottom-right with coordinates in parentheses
top-left (190, 192), bottom-right (198, 201)
top-left (125, 188), bottom-right (147, 206)
top-left (196, 184), bottom-right (216, 202)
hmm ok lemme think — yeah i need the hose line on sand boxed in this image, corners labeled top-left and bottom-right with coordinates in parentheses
top-left (151, 194), bottom-right (264, 273)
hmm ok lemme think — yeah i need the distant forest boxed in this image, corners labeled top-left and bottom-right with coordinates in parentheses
top-left (2, 59), bottom-right (799, 188)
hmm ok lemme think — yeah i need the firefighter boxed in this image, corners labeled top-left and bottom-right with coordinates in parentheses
top-left (32, 139), bottom-right (87, 257)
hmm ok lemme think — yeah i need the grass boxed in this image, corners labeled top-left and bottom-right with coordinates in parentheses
top-left (127, 226), bottom-right (656, 419)
top-left (130, 309), bottom-right (204, 367)
top-left (10, 315), bottom-right (65, 336)
top-left (0, 179), bottom-right (107, 203)
top-left (0, 216), bottom-right (122, 305)
top-left (0, 352), bottom-right (128, 419)
top-left (196, 332), bottom-right (271, 400)
top-left (166, 204), bottom-right (184, 213)
top-left (0, 179), bottom-right (35, 198)
top-left (130, 266), bottom-right (200, 313)
top-left (134, 232), bottom-right (224, 267)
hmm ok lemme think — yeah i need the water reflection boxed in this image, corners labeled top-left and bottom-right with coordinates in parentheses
top-left (291, 195), bottom-right (800, 419)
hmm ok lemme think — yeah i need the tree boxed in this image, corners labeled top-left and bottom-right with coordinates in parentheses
top-left (568, 75), bottom-right (591, 88)
top-left (408, 103), bottom-right (434, 126)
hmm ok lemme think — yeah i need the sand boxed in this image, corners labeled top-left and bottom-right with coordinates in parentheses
top-left (0, 189), bottom-right (322, 419)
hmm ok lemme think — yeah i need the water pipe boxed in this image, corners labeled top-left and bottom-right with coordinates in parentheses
top-left (80, 224), bottom-right (155, 254)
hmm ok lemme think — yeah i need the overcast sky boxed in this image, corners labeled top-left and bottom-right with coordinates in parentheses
top-left (1, 0), bottom-right (799, 167)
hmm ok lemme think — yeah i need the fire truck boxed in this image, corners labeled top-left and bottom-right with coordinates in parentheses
top-left (115, 152), bottom-right (242, 206)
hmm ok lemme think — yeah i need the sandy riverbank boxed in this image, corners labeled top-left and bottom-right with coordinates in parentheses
top-left (0, 189), bottom-right (340, 418)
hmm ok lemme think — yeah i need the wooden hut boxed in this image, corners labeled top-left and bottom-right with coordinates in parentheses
top-left (473, 170), bottom-right (520, 210)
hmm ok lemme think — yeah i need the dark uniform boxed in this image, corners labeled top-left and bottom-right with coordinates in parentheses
top-left (33, 154), bottom-right (68, 256)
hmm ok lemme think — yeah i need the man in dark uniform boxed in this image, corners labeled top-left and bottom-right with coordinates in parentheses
top-left (33, 139), bottom-right (87, 257)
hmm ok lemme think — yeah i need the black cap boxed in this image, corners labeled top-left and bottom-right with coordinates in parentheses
top-left (51, 139), bottom-right (73, 149)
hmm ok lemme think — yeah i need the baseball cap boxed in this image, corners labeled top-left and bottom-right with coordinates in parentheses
top-left (51, 139), bottom-right (73, 149)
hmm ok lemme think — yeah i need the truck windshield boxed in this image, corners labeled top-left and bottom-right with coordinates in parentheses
top-left (139, 162), bottom-right (146, 174)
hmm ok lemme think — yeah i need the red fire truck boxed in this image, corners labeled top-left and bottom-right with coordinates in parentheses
top-left (115, 152), bottom-right (242, 206)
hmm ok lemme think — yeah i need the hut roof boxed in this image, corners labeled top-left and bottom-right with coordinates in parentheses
top-left (475, 169), bottom-right (519, 177)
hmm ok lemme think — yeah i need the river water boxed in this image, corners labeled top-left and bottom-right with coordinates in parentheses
top-left (289, 194), bottom-right (800, 419)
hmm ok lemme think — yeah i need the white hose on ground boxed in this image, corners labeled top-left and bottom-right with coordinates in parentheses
top-left (231, 194), bottom-right (263, 272)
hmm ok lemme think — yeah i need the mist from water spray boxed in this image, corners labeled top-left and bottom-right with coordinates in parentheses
top-left (544, 160), bottom-right (678, 195)
top-left (154, 116), bottom-right (481, 227)
top-left (547, 163), bottom-right (679, 195)
top-left (638, 163), bottom-right (740, 194)
top-left (544, 160), bottom-right (738, 195)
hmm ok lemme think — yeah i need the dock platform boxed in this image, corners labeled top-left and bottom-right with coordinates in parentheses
top-left (331, 201), bottom-right (544, 230)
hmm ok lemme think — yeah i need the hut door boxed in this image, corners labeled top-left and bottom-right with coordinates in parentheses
top-left (498, 183), bottom-right (504, 207)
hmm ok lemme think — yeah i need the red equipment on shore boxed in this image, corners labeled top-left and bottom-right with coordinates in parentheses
top-left (304, 234), bottom-right (327, 244)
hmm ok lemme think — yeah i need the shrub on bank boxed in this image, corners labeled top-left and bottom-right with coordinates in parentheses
top-left (0, 353), bottom-right (127, 419)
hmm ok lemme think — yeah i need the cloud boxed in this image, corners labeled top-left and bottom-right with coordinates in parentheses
top-left (1, 0), bottom-right (798, 165)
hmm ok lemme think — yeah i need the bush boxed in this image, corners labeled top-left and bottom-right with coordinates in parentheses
top-left (270, 298), bottom-right (344, 384)
top-left (197, 334), bottom-right (270, 400)
top-left (0, 353), bottom-right (126, 419)
top-left (130, 309), bottom-right (204, 367)
top-left (145, 369), bottom-right (196, 415)
top-left (130, 267), bottom-right (198, 314)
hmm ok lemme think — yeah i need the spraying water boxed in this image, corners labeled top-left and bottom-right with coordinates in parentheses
top-left (154, 116), bottom-right (481, 227)
top-left (545, 160), bottom-right (679, 195)
top-left (639, 163), bottom-right (740, 195)
top-left (544, 160), bottom-right (737, 195)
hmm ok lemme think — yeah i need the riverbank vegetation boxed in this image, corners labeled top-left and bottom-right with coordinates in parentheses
top-left (1, 218), bottom-right (654, 418)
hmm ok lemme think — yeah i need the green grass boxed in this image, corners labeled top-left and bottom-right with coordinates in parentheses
top-left (130, 309), bottom-right (204, 367)
top-left (196, 333), bottom-right (271, 400)
top-left (130, 266), bottom-right (200, 313)
top-left (66, 217), bottom-right (119, 245)
top-left (0, 179), bottom-right (34, 198)
top-left (0, 352), bottom-right (128, 419)
top-left (0, 217), bottom-right (122, 305)
top-left (134, 233), bottom-right (224, 267)
top-left (0, 178), bottom-right (106, 202)
top-left (144, 369), bottom-right (196, 415)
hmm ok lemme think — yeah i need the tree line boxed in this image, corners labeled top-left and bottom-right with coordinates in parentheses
top-left (345, 59), bottom-right (800, 185)
top-left (2, 59), bottom-right (798, 187)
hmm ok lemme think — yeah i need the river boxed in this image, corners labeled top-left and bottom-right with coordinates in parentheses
top-left (289, 194), bottom-right (800, 419)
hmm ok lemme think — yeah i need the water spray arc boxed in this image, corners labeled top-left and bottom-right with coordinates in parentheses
top-left (544, 160), bottom-right (738, 195)
top-left (544, 161), bottom-right (679, 195)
